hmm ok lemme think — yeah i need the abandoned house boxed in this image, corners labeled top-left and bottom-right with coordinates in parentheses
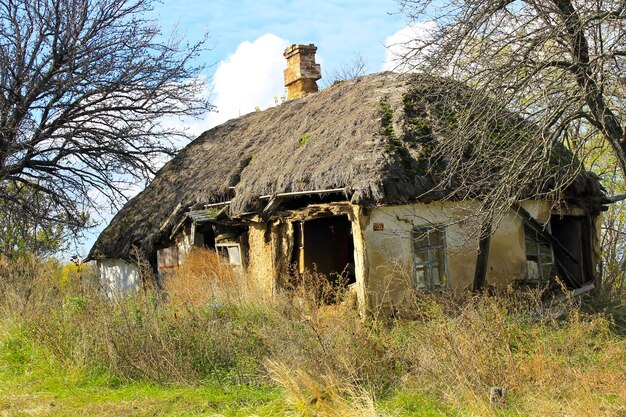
top-left (88, 44), bottom-right (608, 311)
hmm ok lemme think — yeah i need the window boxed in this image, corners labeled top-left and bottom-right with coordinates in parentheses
top-left (215, 243), bottom-right (242, 266)
top-left (412, 226), bottom-right (448, 290)
top-left (524, 223), bottom-right (554, 283)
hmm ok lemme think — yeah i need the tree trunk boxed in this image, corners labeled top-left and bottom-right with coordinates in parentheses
top-left (552, 0), bottom-right (626, 178)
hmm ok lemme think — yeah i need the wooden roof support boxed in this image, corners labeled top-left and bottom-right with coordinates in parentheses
top-left (259, 188), bottom-right (346, 199)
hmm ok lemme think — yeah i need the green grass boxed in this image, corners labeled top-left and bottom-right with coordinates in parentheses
top-left (378, 391), bottom-right (461, 416)
top-left (0, 346), bottom-right (462, 417)
top-left (0, 376), bottom-right (282, 416)
top-left (0, 320), bottom-right (279, 416)
top-left (0, 370), bottom-right (477, 417)
top-left (0, 344), bottom-right (281, 417)
top-left (0, 322), bottom-right (462, 416)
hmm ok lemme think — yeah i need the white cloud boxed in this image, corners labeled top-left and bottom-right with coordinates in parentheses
top-left (194, 33), bottom-right (290, 131)
top-left (382, 21), bottom-right (437, 72)
top-left (153, 33), bottom-right (290, 153)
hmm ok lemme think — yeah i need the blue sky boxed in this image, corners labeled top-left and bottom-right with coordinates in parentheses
top-left (152, 0), bottom-right (408, 75)
top-left (79, 0), bottom-right (427, 258)
top-left (148, 0), bottom-right (422, 131)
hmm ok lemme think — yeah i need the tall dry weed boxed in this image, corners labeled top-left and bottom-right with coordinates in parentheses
top-left (0, 251), bottom-right (271, 384)
top-left (266, 359), bottom-right (385, 417)
top-left (385, 290), bottom-right (626, 415)
top-left (164, 248), bottom-right (250, 306)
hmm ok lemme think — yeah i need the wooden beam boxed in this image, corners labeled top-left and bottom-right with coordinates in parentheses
top-left (297, 221), bottom-right (305, 274)
top-left (259, 188), bottom-right (346, 199)
top-left (159, 202), bottom-right (183, 232)
top-left (204, 201), bottom-right (231, 208)
top-left (554, 256), bottom-right (581, 288)
top-left (262, 196), bottom-right (283, 215)
top-left (607, 194), bottom-right (626, 203)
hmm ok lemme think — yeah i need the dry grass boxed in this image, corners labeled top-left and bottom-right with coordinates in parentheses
top-left (0, 254), bottom-right (624, 416)
top-left (266, 359), bottom-right (384, 417)
top-left (163, 248), bottom-right (247, 306)
top-left (387, 291), bottom-right (626, 415)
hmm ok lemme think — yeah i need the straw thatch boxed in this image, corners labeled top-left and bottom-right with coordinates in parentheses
top-left (89, 72), bottom-right (602, 260)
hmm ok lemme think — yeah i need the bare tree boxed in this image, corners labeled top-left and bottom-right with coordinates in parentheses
top-left (0, 182), bottom-right (65, 259)
top-left (391, 1), bottom-right (625, 289)
top-left (586, 137), bottom-right (626, 294)
top-left (323, 53), bottom-right (368, 86)
top-left (0, 0), bottom-right (210, 236)
top-left (396, 0), bottom-right (626, 180)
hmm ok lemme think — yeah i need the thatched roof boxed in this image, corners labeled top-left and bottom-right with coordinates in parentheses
top-left (89, 72), bottom-right (603, 260)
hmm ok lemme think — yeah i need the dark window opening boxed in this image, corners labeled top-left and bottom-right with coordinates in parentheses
top-left (550, 215), bottom-right (592, 287)
top-left (276, 193), bottom-right (347, 211)
top-left (195, 224), bottom-right (216, 250)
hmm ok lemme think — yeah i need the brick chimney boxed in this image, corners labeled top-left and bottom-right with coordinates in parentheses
top-left (283, 44), bottom-right (321, 100)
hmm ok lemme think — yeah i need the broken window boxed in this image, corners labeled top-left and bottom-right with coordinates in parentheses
top-left (412, 226), bottom-right (447, 290)
top-left (524, 223), bottom-right (554, 283)
top-left (215, 243), bottom-right (242, 266)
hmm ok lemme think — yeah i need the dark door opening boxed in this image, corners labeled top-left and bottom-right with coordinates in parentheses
top-left (195, 223), bottom-right (216, 250)
top-left (550, 215), bottom-right (593, 287)
top-left (291, 215), bottom-right (356, 290)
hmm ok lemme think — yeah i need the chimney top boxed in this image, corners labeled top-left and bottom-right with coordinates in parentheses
top-left (283, 43), bottom-right (321, 100)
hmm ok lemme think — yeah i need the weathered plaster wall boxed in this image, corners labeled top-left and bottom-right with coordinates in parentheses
top-left (362, 203), bottom-right (476, 309)
top-left (177, 233), bottom-right (194, 265)
top-left (96, 258), bottom-right (140, 295)
top-left (274, 222), bottom-right (295, 279)
top-left (247, 222), bottom-right (282, 297)
top-left (485, 211), bottom-right (526, 287)
top-left (361, 201), bottom-right (554, 309)
top-left (347, 205), bottom-right (369, 315)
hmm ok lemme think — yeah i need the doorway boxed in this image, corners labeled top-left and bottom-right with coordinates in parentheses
top-left (292, 215), bottom-right (356, 287)
top-left (550, 215), bottom-right (593, 287)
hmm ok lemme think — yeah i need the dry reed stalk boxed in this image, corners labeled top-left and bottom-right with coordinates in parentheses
top-left (164, 248), bottom-right (254, 306)
top-left (266, 359), bottom-right (384, 417)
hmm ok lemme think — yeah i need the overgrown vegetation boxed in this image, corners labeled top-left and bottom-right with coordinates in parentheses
top-left (586, 137), bottom-right (626, 299)
top-left (0, 251), bottom-right (625, 416)
top-left (380, 100), bottom-right (417, 176)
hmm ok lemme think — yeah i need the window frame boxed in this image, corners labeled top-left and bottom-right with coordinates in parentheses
top-left (523, 222), bottom-right (555, 283)
top-left (215, 242), bottom-right (243, 266)
top-left (411, 225), bottom-right (449, 290)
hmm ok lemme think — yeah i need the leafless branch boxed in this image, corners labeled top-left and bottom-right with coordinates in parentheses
top-left (0, 0), bottom-right (212, 236)
top-left (397, 0), bottom-right (625, 183)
